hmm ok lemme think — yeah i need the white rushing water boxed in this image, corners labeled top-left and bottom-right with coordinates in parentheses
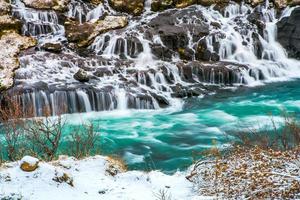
top-left (8, 0), bottom-right (300, 116)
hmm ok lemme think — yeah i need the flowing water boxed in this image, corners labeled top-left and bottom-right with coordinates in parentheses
top-left (2, 0), bottom-right (300, 173)
top-left (61, 79), bottom-right (300, 173)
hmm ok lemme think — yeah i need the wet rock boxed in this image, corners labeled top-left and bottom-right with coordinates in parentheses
top-left (0, 31), bottom-right (36, 90)
top-left (65, 15), bottom-right (128, 47)
top-left (277, 7), bottom-right (300, 59)
top-left (176, 61), bottom-right (248, 85)
top-left (247, 6), bottom-right (266, 35)
top-left (178, 47), bottom-right (194, 61)
top-left (151, 0), bottom-right (230, 11)
top-left (151, 44), bottom-right (174, 61)
top-left (195, 39), bottom-right (219, 62)
top-left (109, 0), bottom-right (144, 16)
top-left (20, 156), bottom-right (39, 172)
top-left (41, 42), bottom-right (63, 53)
top-left (198, 0), bottom-right (230, 6)
top-left (148, 7), bottom-right (209, 52)
top-left (21, 0), bottom-right (70, 12)
top-left (74, 69), bottom-right (90, 82)
top-left (93, 67), bottom-right (113, 77)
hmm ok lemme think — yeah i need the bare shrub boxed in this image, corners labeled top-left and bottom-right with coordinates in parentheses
top-left (67, 122), bottom-right (99, 159)
top-left (24, 110), bottom-right (65, 161)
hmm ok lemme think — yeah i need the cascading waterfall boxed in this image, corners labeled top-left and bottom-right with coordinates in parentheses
top-left (7, 0), bottom-right (300, 116)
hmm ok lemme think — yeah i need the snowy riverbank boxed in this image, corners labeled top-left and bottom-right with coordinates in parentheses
top-left (0, 155), bottom-right (207, 200)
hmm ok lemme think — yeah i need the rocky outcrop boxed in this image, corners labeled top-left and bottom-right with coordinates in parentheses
top-left (21, 0), bottom-right (70, 11)
top-left (0, 31), bottom-right (36, 90)
top-left (0, 15), bottom-right (22, 34)
top-left (151, 0), bottom-right (230, 11)
top-left (20, 156), bottom-right (39, 172)
top-left (277, 7), bottom-right (300, 59)
top-left (0, 0), bottom-right (11, 15)
top-left (109, 0), bottom-right (144, 16)
top-left (65, 15), bottom-right (128, 47)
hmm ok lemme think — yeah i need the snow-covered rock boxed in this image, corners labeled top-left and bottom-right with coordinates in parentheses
top-left (0, 155), bottom-right (201, 200)
top-left (20, 156), bottom-right (39, 172)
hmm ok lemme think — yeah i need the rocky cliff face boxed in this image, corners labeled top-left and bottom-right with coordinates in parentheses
top-left (0, 0), bottom-right (37, 90)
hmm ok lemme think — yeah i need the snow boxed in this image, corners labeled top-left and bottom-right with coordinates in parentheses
top-left (0, 155), bottom-right (205, 200)
top-left (20, 156), bottom-right (39, 166)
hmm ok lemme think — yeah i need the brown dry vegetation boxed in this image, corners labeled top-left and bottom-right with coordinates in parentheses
top-left (187, 116), bottom-right (300, 199)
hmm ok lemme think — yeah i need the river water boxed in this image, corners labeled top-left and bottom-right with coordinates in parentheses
top-left (61, 79), bottom-right (300, 173)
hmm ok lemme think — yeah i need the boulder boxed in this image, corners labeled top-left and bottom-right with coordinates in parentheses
top-left (65, 15), bottom-right (128, 47)
top-left (0, 31), bottom-right (36, 90)
top-left (74, 69), bottom-right (89, 82)
top-left (109, 0), bottom-right (144, 16)
top-left (277, 7), bottom-right (300, 59)
top-left (41, 42), bottom-right (63, 53)
top-left (20, 156), bottom-right (39, 172)
top-left (21, 0), bottom-right (70, 12)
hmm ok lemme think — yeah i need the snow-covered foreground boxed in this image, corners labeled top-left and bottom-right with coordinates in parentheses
top-left (0, 156), bottom-right (207, 200)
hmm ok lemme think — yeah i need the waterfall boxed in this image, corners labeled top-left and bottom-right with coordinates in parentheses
top-left (6, 0), bottom-right (300, 116)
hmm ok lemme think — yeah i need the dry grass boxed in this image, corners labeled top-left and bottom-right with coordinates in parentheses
top-left (187, 146), bottom-right (300, 199)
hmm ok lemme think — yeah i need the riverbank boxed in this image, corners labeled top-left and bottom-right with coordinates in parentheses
top-left (0, 155), bottom-right (201, 200)
top-left (1, 145), bottom-right (300, 199)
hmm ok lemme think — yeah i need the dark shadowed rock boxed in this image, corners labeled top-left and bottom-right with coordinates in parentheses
top-left (277, 7), bottom-right (300, 59)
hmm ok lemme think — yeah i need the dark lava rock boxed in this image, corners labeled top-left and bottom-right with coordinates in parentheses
top-left (277, 7), bottom-right (300, 59)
